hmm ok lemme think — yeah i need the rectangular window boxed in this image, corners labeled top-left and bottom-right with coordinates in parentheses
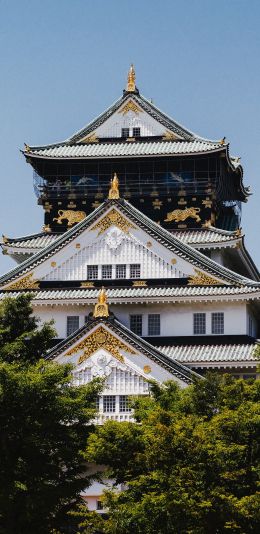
top-left (211, 312), bottom-right (224, 335)
top-left (119, 395), bottom-right (131, 412)
top-left (148, 314), bottom-right (161, 336)
top-left (116, 264), bottom-right (126, 279)
top-left (130, 264), bottom-right (141, 278)
top-left (67, 316), bottom-right (79, 336)
top-left (193, 313), bottom-right (206, 335)
top-left (103, 395), bottom-right (116, 413)
top-left (87, 265), bottom-right (98, 280)
top-left (121, 128), bottom-right (130, 138)
top-left (96, 501), bottom-right (103, 510)
top-left (133, 127), bottom-right (141, 137)
top-left (130, 315), bottom-right (142, 336)
top-left (102, 265), bottom-right (112, 279)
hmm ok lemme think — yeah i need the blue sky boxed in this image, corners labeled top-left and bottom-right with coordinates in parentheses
top-left (0, 0), bottom-right (259, 274)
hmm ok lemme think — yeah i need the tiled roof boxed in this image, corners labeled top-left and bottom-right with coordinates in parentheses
top-left (2, 233), bottom-right (58, 249)
top-left (160, 343), bottom-right (258, 364)
top-left (173, 228), bottom-right (240, 245)
top-left (1, 228), bottom-right (239, 251)
top-left (0, 199), bottom-right (257, 287)
top-left (25, 139), bottom-right (224, 159)
top-left (0, 285), bottom-right (259, 302)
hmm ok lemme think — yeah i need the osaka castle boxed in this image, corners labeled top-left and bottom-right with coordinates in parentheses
top-left (1, 65), bottom-right (260, 403)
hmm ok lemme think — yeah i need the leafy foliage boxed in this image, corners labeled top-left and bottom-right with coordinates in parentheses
top-left (84, 374), bottom-right (260, 534)
top-left (0, 295), bottom-right (102, 533)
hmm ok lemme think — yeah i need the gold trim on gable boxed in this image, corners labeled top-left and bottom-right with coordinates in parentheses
top-left (65, 326), bottom-right (136, 364)
top-left (188, 269), bottom-right (223, 286)
top-left (119, 100), bottom-right (142, 115)
top-left (91, 209), bottom-right (136, 235)
top-left (2, 273), bottom-right (40, 291)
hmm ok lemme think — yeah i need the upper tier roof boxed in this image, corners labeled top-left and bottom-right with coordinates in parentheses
top-left (22, 66), bottom-right (241, 165)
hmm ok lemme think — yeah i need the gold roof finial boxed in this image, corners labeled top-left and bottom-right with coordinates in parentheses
top-left (108, 173), bottom-right (120, 199)
top-left (93, 287), bottom-right (109, 318)
top-left (126, 64), bottom-right (136, 92)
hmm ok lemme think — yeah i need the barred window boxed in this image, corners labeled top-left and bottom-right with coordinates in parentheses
top-left (122, 128), bottom-right (130, 138)
top-left (193, 313), bottom-right (206, 335)
top-left (133, 127), bottom-right (141, 137)
top-left (130, 315), bottom-right (142, 336)
top-left (67, 316), bottom-right (79, 336)
top-left (103, 395), bottom-right (116, 412)
top-left (211, 313), bottom-right (224, 335)
top-left (130, 264), bottom-right (141, 278)
top-left (119, 395), bottom-right (131, 412)
top-left (102, 265), bottom-right (112, 279)
top-left (148, 314), bottom-right (161, 336)
top-left (97, 500), bottom-right (104, 510)
top-left (87, 265), bottom-right (98, 280)
top-left (116, 264), bottom-right (126, 279)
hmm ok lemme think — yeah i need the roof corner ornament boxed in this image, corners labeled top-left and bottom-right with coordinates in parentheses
top-left (126, 64), bottom-right (136, 92)
top-left (24, 143), bottom-right (31, 153)
top-left (93, 287), bottom-right (109, 318)
top-left (108, 173), bottom-right (120, 199)
top-left (219, 137), bottom-right (226, 145)
top-left (2, 235), bottom-right (9, 244)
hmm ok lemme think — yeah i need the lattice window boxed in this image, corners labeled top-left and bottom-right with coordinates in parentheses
top-left (133, 127), bottom-right (141, 137)
top-left (116, 264), bottom-right (126, 279)
top-left (211, 313), bottom-right (224, 335)
top-left (193, 313), bottom-right (206, 335)
top-left (119, 395), bottom-right (132, 412)
top-left (148, 314), bottom-right (160, 336)
top-left (102, 265), bottom-right (112, 279)
top-left (103, 395), bottom-right (116, 412)
top-left (130, 315), bottom-right (142, 336)
top-left (87, 265), bottom-right (98, 280)
top-left (121, 128), bottom-right (130, 138)
top-left (67, 316), bottom-right (79, 336)
top-left (130, 263), bottom-right (141, 278)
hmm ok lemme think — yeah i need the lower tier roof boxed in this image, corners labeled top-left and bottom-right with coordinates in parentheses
top-left (0, 285), bottom-right (259, 303)
top-left (160, 342), bottom-right (258, 366)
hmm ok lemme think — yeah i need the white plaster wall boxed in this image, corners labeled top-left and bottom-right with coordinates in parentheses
top-left (34, 301), bottom-right (248, 339)
top-left (93, 105), bottom-right (167, 139)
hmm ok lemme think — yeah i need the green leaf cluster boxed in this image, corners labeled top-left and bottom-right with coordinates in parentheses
top-left (0, 295), bottom-right (102, 533)
top-left (83, 375), bottom-right (260, 534)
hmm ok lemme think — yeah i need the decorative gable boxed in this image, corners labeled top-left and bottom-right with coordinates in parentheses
top-left (78, 95), bottom-right (183, 141)
top-left (51, 320), bottom-right (192, 389)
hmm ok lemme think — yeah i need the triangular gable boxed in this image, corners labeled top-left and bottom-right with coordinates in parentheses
top-left (26, 90), bottom-right (221, 151)
top-left (46, 316), bottom-right (199, 387)
top-left (0, 199), bottom-right (257, 290)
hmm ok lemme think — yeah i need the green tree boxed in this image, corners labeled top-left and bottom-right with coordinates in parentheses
top-left (84, 375), bottom-right (260, 534)
top-left (0, 295), bottom-right (102, 533)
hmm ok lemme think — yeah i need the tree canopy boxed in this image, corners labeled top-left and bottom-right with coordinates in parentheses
top-left (84, 375), bottom-right (260, 534)
top-left (0, 294), bottom-right (102, 533)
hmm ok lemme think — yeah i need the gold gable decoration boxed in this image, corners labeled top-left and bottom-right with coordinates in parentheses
top-left (3, 273), bottom-right (40, 291)
top-left (163, 130), bottom-right (178, 141)
top-left (81, 132), bottom-right (99, 144)
top-left (93, 288), bottom-right (109, 318)
top-left (91, 208), bottom-right (136, 235)
top-left (108, 173), bottom-right (120, 199)
top-left (66, 325), bottom-right (136, 364)
top-left (188, 269), bottom-right (223, 286)
top-left (119, 100), bottom-right (142, 115)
